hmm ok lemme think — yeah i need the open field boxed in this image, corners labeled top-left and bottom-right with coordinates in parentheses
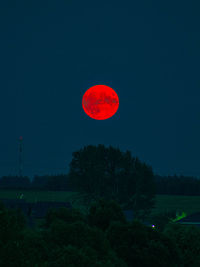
top-left (0, 190), bottom-right (200, 215)
top-left (0, 190), bottom-right (86, 211)
top-left (152, 195), bottom-right (200, 216)
top-left (0, 190), bottom-right (79, 203)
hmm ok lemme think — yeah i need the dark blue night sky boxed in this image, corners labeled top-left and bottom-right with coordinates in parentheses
top-left (0, 0), bottom-right (199, 177)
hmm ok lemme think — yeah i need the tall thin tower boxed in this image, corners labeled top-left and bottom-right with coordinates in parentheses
top-left (19, 136), bottom-right (23, 177)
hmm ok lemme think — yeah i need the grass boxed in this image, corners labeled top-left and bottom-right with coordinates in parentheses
top-left (0, 190), bottom-right (87, 212)
top-left (0, 190), bottom-right (200, 216)
top-left (0, 190), bottom-right (78, 202)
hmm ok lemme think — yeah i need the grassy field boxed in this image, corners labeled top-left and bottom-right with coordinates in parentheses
top-left (0, 190), bottom-right (79, 203)
top-left (0, 190), bottom-right (86, 211)
top-left (0, 190), bottom-right (200, 216)
top-left (152, 195), bottom-right (200, 216)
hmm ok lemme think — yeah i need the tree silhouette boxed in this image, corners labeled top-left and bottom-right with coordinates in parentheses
top-left (69, 145), bottom-right (155, 218)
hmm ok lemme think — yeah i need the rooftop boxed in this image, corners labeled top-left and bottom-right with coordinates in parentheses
top-left (178, 212), bottom-right (200, 224)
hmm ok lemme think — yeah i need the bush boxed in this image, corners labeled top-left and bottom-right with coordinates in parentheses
top-left (45, 207), bottom-right (85, 227)
top-left (164, 223), bottom-right (200, 266)
top-left (106, 221), bottom-right (181, 267)
top-left (88, 199), bottom-right (126, 231)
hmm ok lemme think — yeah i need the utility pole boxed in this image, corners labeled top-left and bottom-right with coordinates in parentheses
top-left (19, 136), bottom-right (23, 177)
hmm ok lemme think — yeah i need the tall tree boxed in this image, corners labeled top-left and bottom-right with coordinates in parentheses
top-left (69, 145), bottom-right (155, 217)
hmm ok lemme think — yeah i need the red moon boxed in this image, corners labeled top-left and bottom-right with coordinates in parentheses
top-left (82, 85), bottom-right (119, 120)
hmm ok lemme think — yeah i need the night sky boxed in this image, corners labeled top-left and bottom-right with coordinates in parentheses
top-left (0, 0), bottom-right (200, 177)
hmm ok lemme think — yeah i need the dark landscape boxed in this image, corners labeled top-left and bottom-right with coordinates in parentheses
top-left (1, 145), bottom-right (200, 266)
top-left (1, 0), bottom-right (200, 266)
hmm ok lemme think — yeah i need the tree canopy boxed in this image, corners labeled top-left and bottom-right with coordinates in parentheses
top-left (68, 144), bottom-right (155, 218)
top-left (0, 199), bottom-right (200, 266)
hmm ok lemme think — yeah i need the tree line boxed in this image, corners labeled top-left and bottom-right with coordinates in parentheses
top-left (0, 145), bottom-right (200, 197)
top-left (155, 174), bottom-right (200, 195)
top-left (0, 174), bottom-right (69, 191)
top-left (1, 174), bottom-right (200, 196)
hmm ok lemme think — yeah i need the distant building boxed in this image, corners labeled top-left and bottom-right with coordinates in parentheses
top-left (177, 212), bottom-right (200, 227)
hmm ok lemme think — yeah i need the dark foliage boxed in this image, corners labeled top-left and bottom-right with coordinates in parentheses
top-left (88, 198), bottom-right (126, 231)
top-left (164, 223), bottom-right (200, 267)
top-left (1, 172), bottom-right (200, 197)
top-left (68, 144), bottom-right (155, 218)
top-left (149, 210), bottom-right (177, 231)
top-left (0, 199), bottom-right (200, 266)
top-left (45, 207), bottom-right (85, 227)
top-left (106, 221), bottom-right (182, 267)
top-left (31, 174), bottom-right (70, 191)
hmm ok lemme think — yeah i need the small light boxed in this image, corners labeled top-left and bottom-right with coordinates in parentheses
top-left (152, 225), bottom-right (155, 228)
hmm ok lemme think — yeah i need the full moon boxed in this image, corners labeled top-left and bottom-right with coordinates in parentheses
top-left (82, 85), bottom-right (119, 120)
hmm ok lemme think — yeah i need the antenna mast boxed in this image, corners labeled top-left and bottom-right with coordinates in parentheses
top-left (19, 136), bottom-right (23, 177)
